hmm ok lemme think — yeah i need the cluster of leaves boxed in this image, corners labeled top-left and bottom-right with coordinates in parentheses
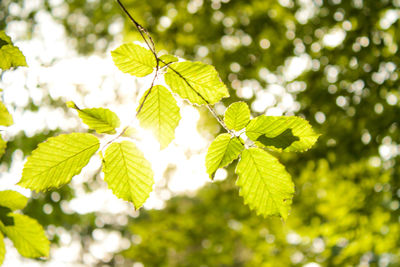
top-left (206, 103), bottom-right (319, 219)
top-left (17, 26), bottom-right (318, 221)
top-left (0, 31), bottom-right (50, 264)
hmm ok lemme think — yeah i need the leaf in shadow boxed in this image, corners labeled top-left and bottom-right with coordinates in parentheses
top-left (256, 128), bottom-right (300, 150)
top-left (0, 39), bottom-right (9, 49)
top-left (0, 206), bottom-right (14, 226)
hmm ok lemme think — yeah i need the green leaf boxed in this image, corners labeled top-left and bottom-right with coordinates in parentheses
top-left (0, 190), bottom-right (28, 211)
top-left (137, 85), bottom-right (181, 149)
top-left (246, 115), bottom-right (320, 152)
top-left (0, 136), bottom-right (6, 159)
top-left (224, 102), bottom-right (250, 131)
top-left (0, 232), bottom-right (5, 265)
top-left (164, 61), bottom-right (229, 105)
top-left (0, 213), bottom-right (49, 258)
top-left (111, 43), bottom-right (156, 77)
top-left (159, 54), bottom-right (178, 67)
top-left (103, 141), bottom-right (154, 209)
top-left (0, 102), bottom-right (13, 126)
top-left (68, 102), bottom-right (120, 134)
top-left (205, 133), bottom-right (244, 179)
top-left (235, 147), bottom-right (295, 219)
top-left (0, 31), bottom-right (27, 70)
top-left (19, 133), bottom-right (100, 191)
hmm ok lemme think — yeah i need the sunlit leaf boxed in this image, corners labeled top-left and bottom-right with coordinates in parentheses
top-left (246, 115), bottom-right (320, 152)
top-left (103, 141), bottom-right (154, 209)
top-left (0, 102), bottom-right (13, 126)
top-left (0, 213), bottom-right (49, 258)
top-left (205, 133), bottom-right (244, 179)
top-left (235, 147), bottom-right (294, 219)
top-left (67, 101), bottom-right (120, 134)
top-left (0, 31), bottom-right (27, 70)
top-left (0, 190), bottom-right (28, 211)
top-left (164, 61), bottom-right (229, 105)
top-left (224, 102), bottom-right (250, 131)
top-left (19, 133), bottom-right (100, 191)
top-left (0, 232), bottom-right (5, 265)
top-left (159, 54), bottom-right (178, 67)
top-left (111, 43), bottom-right (156, 77)
top-left (137, 85), bottom-right (181, 149)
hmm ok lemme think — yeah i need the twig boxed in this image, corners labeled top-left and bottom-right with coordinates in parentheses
top-left (116, 0), bottom-right (160, 117)
top-left (206, 105), bottom-right (232, 134)
top-left (116, 0), bottom-right (157, 59)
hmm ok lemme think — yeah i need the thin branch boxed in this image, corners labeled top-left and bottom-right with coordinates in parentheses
top-left (116, 0), bottom-right (160, 117)
top-left (116, 0), bottom-right (157, 59)
top-left (206, 105), bottom-right (233, 134)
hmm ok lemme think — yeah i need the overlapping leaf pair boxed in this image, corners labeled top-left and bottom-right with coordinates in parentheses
top-left (205, 102), bottom-right (320, 219)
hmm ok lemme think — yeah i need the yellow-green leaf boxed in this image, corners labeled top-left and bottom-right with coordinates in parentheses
top-left (0, 190), bottom-right (28, 211)
top-left (0, 232), bottom-right (5, 265)
top-left (0, 102), bottom-right (13, 126)
top-left (246, 115), bottom-right (320, 152)
top-left (0, 31), bottom-right (27, 71)
top-left (68, 102), bottom-right (120, 134)
top-left (164, 61), bottom-right (229, 105)
top-left (111, 43), bottom-right (156, 77)
top-left (235, 147), bottom-right (295, 219)
top-left (224, 102), bottom-right (250, 131)
top-left (159, 54), bottom-right (178, 67)
top-left (19, 133), bottom-right (100, 191)
top-left (137, 85), bottom-right (181, 149)
top-left (0, 213), bottom-right (49, 258)
top-left (205, 133), bottom-right (244, 179)
top-left (103, 141), bottom-right (154, 209)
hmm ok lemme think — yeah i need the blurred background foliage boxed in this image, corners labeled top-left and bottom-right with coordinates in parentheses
top-left (1, 0), bottom-right (400, 266)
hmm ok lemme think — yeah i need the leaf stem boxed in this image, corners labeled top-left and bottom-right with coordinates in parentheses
top-left (100, 125), bottom-right (129, 152)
